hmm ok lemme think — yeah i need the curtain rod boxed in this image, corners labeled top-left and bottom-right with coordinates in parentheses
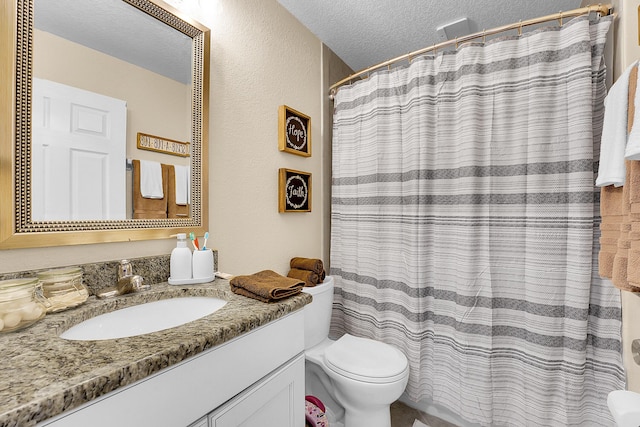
top-left (329, 3), bottom-right (613, 97)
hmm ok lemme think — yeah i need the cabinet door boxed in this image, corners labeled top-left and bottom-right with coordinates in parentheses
top-left (209, 354), bottom-right (304, 427)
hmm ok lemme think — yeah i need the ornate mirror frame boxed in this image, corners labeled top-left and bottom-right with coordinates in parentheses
top-left (0, 0), bottom-right (210, 249)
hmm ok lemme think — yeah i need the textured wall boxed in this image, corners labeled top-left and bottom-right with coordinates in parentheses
top-left (206, 0), bottom-right (323, 276)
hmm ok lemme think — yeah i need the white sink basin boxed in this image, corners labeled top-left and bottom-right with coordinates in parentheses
top-left (60, 297), bottom-right (227, 341)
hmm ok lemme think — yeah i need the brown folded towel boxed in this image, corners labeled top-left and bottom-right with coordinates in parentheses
top-left (287, 268), bottom-right (320, 287)
top-left (230, 270), bottom-right (304, 302)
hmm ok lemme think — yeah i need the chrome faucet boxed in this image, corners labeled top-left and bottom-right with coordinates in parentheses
top-left (96, 260), bottom-right (149, 299)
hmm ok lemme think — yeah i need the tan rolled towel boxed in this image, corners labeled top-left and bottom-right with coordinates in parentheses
top-left (290, 258), bottom-right (326, 281)
top-left (230, 270), bottom-right (304, 302)
top-left (287, 268), bottom-right (320, 287)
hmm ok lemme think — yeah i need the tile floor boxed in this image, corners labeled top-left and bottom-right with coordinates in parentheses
top-left (390, 401), bottom-right (458, 427)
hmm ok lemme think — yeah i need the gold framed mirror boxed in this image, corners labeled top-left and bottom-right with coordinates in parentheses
top-left (0, 0), bottom-right (209, 249)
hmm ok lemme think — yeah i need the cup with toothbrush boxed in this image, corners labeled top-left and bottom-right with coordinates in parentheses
top-left (191, 231), bottom-right (214, 281)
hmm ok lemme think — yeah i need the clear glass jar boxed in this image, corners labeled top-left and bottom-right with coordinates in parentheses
top-left (37, 267), bottom-right (88, 313)
top-left (0, 278), bottom-right (47, 333)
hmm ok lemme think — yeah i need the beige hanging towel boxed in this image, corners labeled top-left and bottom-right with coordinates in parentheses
top-left (599, 63), bottom-right (640, 292)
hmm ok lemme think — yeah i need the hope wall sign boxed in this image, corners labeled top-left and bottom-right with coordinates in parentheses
top-left (278, 105), bottom-right (311, 157)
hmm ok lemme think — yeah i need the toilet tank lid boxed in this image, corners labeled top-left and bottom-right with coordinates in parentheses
top-left (324, 334), bottom-right (408, 383)
top-left (302, 276), bottom-right (333, 295)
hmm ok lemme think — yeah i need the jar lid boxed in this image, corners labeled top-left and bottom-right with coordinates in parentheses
top-left (37, 267), bottom-right (82, 281)
top-left (0, 277), bottom-right (39, 290)
top-left (0, 278), bottom-right (39, 299)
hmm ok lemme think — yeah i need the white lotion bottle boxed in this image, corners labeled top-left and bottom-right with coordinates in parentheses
top-left (170, 233), bottom-right (192, 281)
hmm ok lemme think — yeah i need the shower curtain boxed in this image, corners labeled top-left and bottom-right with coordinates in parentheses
top-left (330, 15), bottom-right (624, 426)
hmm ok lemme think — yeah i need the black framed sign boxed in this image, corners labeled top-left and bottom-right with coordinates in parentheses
top-left (278, 168), bottom-right (311, 212)
top-left (278, 105), bottom-right (311, 157)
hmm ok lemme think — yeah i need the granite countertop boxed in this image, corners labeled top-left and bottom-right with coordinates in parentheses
top-left (0, 279), bottom-right (311, 427)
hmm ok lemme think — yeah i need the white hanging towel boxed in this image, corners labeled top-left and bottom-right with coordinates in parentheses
top-left (139, 160), bottom-right (164, 199)
top-left (596, 61), bottom-right (638, 187)
top-left (627, 63), bottom-right (640, 160)
top-left (174, 164), bottom-right (190, 205)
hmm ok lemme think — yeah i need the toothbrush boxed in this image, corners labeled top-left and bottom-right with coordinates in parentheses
top-left (189, 232), bottom-right (199, 251)
top-left (203, 232), bottom-right (209, 250)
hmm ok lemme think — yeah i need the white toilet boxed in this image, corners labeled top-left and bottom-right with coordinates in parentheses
top-left (608, 390), bottom-right (640, 427)
top-left (302, 276), bottom-right (409, 427)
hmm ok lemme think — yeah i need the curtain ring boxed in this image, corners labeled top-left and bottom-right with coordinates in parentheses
top-left (482, 29), bottom-right (486, 44)
top-left (455, 36), bottom-right (459, 49)
top-left (518, 20), bottom-right (522, 36)
top-left (433, 44), bottom-right (437, 55)
top-left (559, 11), bottom-right (563, 26)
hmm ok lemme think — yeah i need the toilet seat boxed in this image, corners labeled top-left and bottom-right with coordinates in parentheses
top-left (324, 334), bottom-right (408, 384)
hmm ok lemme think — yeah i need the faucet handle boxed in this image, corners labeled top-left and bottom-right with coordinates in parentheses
top-left (118, 259), bottom-right (133, 280)
top-left (131, 275), bottom-right (149, 292)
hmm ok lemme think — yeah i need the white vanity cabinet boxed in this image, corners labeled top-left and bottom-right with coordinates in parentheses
top-left (208, 354), bottom-right (304, 426)
top-left (40, 310), bottom-right (305, 427)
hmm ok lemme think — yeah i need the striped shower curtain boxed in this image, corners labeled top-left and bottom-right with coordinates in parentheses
top-left (330, 15), bottom-right (624, 426)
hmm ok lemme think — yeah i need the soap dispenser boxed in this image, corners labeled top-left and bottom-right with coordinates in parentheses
top-left (170, 233), bottom-right (192, 281)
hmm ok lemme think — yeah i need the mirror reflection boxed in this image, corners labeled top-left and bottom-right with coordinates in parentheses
top-left (33, 0), bottom-right (193, 220)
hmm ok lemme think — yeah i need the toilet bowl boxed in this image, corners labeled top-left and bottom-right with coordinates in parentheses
top-left (302, 276), bottom-right (409, 427)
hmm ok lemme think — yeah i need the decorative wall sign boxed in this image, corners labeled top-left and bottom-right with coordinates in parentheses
top-left (278, 105), bottom-right (311, 157)
top-left (279, 168), bottom-right (311, 212)
top-left (137, 132), bottom-right (190, 157)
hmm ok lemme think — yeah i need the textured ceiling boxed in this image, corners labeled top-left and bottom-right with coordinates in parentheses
top-left (35, 1), bottom-right (588, 84)
top-left (277, 0), bottom-right (583, 73)
top-left (35, 0), bottom-right (193, 84)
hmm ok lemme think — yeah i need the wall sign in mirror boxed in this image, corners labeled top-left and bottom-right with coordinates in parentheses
top-left (278, 168), bottom-right (311, 213)
top-left (278, 105), bottom-right (311, 157)
top-left (137, 132), bottom-right (190, 157)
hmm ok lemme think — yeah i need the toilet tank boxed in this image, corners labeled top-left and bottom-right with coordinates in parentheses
top-left (301, 276), bottom-right (334, 350)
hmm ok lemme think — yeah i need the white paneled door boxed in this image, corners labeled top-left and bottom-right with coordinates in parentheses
top-left (32, 78), bottom-right (127, 221)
